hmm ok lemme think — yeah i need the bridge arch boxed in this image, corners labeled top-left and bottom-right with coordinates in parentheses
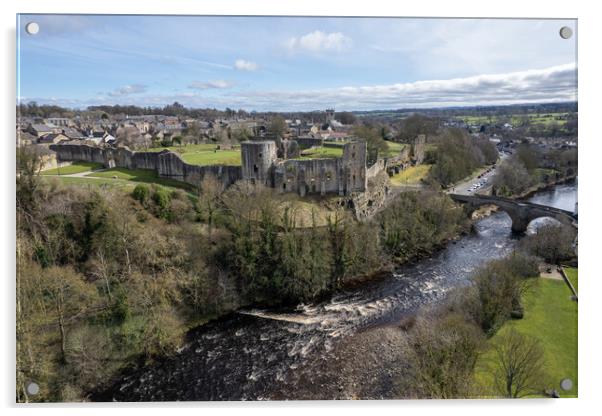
top-left (449, 194), bottom-right (577, 234)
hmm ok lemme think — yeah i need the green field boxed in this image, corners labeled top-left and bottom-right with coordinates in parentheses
top-left (383, 141), bottom-right (407, 157)
top-left (390, 164), bottom-right (431, 186)
top-left (458, 112), bottom-right (569, 127)
top-left (474, 271), bottom-right (578, 398)
top-left (148, 143), bottom-right (241, 166)
top-left (298, 146), bottom-right (344, 159)
top-left (87, 168), bottom-right (195, 191)
top-left (41, 162), bottom-right (103, 175)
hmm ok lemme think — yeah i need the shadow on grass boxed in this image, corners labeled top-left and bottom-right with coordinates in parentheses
top-left (88, 168), bottom-right (197, 192)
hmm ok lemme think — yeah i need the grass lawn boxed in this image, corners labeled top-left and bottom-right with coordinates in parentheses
top-left (383, 141), bottom-right (407, 157)
top-left (87, 168), bottom-right (196, 191)
top-left (148, 143), bottom-right (242, 166)
top-left (147, 143), bottom-right (220, 153)
top-left (180, 150), bottom-right (241, 166)
top-left (563, 267), bottom-right (578, 294)
top-left (323, 140), bottom-right (347, 147)
top-left (474, 275), bottom-right (578, 398)
top-left (41, 162), bottom-right (103, 175)
top-left (390, 164), bottom-right (431, 186)
top-left (299, 146), bottom-right (343, 159)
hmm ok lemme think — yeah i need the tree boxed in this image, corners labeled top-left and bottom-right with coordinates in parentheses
top-left (470, 257), bottom-right (535, 334)
top-left (268, 116), bottom-right (287, 138)
top-left (492, 157), bottom-right (533, 197)
top-left (198, 174), bottom-right (225, 235)
top-left (396, 114), bottom-right (440, 143)
top-left (352, 124), bottom-right (388, 164)
top-left (336, 111), bottom-right (357, 125)
top-left (41, 266), bottom-right (100, 363)
top-left (521, 223), bottom-right (576, 264)
top-left (492, 329), bottom-right (547, 398)
top-left (404, 314), bottom-right (484, 398)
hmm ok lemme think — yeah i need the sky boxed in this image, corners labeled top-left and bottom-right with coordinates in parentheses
top-left (16, 15), bottom-right (577, 111)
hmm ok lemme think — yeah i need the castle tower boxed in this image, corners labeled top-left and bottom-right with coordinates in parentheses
top-left (241, 141), bottom-right (278, 186)
top-left (342, 141), bottom-right (367, 195)
top-left (325, 108), bottom-right (335, 123)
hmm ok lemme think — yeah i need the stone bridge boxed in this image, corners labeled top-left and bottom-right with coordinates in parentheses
top-left (449, 194), bottom-right (577, 233)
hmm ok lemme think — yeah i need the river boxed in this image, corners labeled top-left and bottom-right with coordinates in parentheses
top-left (95, 181), bottom-right (577, 401)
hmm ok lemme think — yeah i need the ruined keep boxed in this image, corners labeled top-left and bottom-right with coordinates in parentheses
top-left (240, 141), bottom-right (278, 186)
top-left (242, 140), bottom-right (367, 196)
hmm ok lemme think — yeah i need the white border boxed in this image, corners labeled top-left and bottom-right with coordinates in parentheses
top-left (2, 1), bottom-right (600, 415)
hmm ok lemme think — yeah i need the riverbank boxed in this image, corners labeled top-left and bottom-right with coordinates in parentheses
top-left (500, 173), bottom-right (577, 200)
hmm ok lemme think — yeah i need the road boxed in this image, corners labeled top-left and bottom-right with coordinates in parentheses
top-left (446, 153), bottom-right (507, 196)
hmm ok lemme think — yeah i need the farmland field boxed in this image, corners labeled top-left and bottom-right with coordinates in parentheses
top-left (457, 112), bottom-right (569, 127)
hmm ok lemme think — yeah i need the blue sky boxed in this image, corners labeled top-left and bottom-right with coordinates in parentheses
top-left (17, 15), bottom-right (577, 111)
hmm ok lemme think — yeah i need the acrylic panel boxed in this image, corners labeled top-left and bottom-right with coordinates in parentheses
top-left (16, 14), bottom-right (578, 402)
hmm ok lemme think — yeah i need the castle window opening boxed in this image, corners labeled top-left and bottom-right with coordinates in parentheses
top-left (253, 164), bottom-right (258, 173)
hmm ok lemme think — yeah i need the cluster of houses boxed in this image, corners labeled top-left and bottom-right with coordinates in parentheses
top-left (16, 108), bottom-right (355, 151)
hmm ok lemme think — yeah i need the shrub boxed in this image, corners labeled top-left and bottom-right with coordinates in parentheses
top-left (151, 187), bottom-right (171, 219)
top-left (132, 184), bottom-right (150, 205)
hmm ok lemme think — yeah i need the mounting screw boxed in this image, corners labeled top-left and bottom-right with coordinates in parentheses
top-left (559, 26), bottom-right (573, 40)
top-left (25, 22), bottom-right (39, 35)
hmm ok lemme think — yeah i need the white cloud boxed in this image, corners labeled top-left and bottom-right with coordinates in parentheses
top-left (286, 30), bottom-right (352, 53)
top-left (28, 64), bottom-right (576, 112)
top-left (188, 80), bottom-right (234, 90)
top-left (234, 59), bottom-right (258, 71)
top-left (107, 84), bottom-right (147, 97)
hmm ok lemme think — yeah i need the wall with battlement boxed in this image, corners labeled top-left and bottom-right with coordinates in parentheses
top-left (49, 143), bottom-right (242, 188)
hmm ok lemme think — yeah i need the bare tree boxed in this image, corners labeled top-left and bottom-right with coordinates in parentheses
top-left (198, 174), bottom-right (225, 235)
top-left (492, 329), bottom-right (547, 398)
top-left (403, 313), bottom-right (484, 398)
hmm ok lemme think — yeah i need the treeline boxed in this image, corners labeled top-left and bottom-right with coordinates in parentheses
top-left (493, 144), bottom-right (577, 197)
top-left (18, 101), bottom-right (355, 124)
top-left (354, 102), bottom-right (577, 122)
top-left (427, 129), bottom-right (498, 187)
top-left (16, 147), bottom-right (468, 402)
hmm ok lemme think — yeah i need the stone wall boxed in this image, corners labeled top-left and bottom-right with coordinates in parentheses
top-left (351, 171), bottom-right (391, 220)
top-left (296, 137), bottom-right (324, 150)
top-left (412, 134), bottom-right (426, 165)
top-left (49, 143), bottom-right (242, 188)
top-left (50, 140), bottom-right (367, 197)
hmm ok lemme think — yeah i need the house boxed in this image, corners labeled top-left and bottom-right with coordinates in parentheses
top-left (27, 123), bottom-right (56, 138)
top-left (38, 133), bottom-right (70, 144)
top-left (45, 117), bottom-right (72, 127)
top-left (62, 127), bottom-right (86, 140)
